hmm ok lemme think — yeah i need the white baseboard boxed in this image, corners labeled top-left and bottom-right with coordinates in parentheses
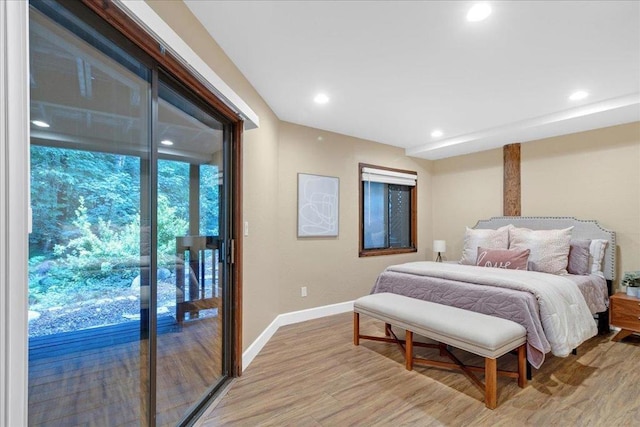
top-left (241, 317), bottom-right (280, 372)
top-left (242, 300), bottom-right (354, 371)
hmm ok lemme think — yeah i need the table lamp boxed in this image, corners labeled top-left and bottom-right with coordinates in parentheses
top-left (433, 240), bottom-right (446, 262)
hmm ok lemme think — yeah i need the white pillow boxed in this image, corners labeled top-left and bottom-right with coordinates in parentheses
top-left (509, 226), bottom-right (573, 275)
top-left (460, 225), bottom-right (511, 265)
top-left (588, 239), bottom-right (608, 277)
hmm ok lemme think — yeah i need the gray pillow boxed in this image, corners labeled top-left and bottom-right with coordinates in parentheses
top-left (567, 239), bottom-right (591, 275)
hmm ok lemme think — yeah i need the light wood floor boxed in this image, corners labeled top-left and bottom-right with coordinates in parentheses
top-left (29, 314), bottom-right (223, 426)
top-left (199, 312), bottom-right (640, 426)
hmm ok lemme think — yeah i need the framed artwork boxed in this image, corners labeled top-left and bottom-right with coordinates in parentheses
top-left (297, 173), bottom-right (339, 237)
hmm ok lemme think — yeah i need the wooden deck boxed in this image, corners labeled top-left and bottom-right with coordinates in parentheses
top-left (28, 314), bottom-right (223, 426)
top-left (199, 312), bottom-right (640, 426)
top-left (29, 316), bottom-right (179, 361)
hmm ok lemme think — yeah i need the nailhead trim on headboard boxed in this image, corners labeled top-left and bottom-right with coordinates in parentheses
top-left (473, 217), bottom-right (616, 281)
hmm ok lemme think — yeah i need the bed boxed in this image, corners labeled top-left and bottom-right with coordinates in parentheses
top-left (370, 217), bottom-right (616, 369)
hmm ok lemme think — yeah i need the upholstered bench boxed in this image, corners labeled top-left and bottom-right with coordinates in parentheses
top-left (353, 292), bottom-right (527, 409)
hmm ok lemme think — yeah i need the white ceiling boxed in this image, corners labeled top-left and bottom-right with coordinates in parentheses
top-left (185, 1), bottom-right (640, 160)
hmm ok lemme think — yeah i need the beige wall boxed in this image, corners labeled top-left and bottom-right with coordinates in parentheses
top-left (145, 0), bottom-right (282, 348)
top-left (521, 122), bottom-right (640, 282)
top-left (145, 1), bottom-right (433, 349)
top-left (432, 148), bottom-right (503, 261)
top-left (432, 122), bottom-right (640, 287)
top-left (147, 1), bottom-right (639, 352)
top-left (277, 122), bottom-right (432, 313)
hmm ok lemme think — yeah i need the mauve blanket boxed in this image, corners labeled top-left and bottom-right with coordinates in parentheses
top-left (371, 262), bottom-right (598, 369)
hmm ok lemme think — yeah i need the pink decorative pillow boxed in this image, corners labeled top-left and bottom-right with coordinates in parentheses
top-left (476, 247), bottom-right (530, 270)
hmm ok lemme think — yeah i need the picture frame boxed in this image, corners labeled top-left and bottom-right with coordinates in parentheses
top-left (297, 173), bottom-right (339, 237)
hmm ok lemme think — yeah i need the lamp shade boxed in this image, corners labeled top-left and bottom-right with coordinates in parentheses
top-left (433, 240), bottom-right (446, 253)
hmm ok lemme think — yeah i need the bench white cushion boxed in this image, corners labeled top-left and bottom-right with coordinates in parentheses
top-left (354, 293), bottom-right (526, 359)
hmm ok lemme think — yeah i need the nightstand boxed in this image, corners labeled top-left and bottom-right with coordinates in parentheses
top-left (610, 292), bottom-right (640, 342)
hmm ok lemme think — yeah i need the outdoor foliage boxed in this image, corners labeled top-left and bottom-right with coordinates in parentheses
top-left (29, 145), bottom-right (217, 309)
top-left (30, 146), bottom-right (142, 255)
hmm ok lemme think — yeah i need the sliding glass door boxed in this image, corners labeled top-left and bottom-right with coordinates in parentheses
top-left (154, 77), bottom-right (229, 425)
top-left (28, 1), bottom-right (235, 425)
top-left (29, 3), bottom-right (152, 424)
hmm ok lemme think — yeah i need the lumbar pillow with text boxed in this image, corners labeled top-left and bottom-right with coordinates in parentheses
top-left (476, 247), bottom-right (530, 270)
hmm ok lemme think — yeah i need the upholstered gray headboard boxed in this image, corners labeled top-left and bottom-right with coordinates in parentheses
top-left (474, 217), bottom-right (616, 281)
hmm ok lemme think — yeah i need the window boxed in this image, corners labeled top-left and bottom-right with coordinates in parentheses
top-left (359, 163), bottom-right (417, 256)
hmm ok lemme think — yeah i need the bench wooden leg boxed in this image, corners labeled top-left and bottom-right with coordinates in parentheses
top-left (405, 330), bottom-right (413, 371)
top-left (517, 344), bottom-right (527, 388)
top-left (353, 312), bottom-right (360, 346)
top-left (485, 357), bottom-right (497, 409)
top-left (439, 342), bottom-right (447, 357)
top-left (385, 322), bottom-right (392, 336)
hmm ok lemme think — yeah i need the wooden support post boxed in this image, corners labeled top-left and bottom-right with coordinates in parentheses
top-left (485, 357), bottom-right (498, 409)
top-left (503, 143), bottom-right (521, 216)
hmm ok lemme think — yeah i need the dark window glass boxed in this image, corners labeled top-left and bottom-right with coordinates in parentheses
top-left (388, 184), bottom-right (411, 248)
top-left (361, 168), bottom-right (416, 256)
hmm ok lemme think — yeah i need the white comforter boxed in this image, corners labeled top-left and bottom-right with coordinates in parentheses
top-left (387, 262), bottom-right (597, 357)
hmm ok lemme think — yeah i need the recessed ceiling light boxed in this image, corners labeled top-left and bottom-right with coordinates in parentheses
top-left (314, 93), bottom-right (330, 104)
top-left (569, 90), bottom-right (589, 101)
top-left (160, 139), bottom-right (174, 146)
top-left (431, 130), bottom-right (444, 138)
top-left (31, 120), bottom-right (50, 128)
top-left (467, 3), bottom-right (492, 22)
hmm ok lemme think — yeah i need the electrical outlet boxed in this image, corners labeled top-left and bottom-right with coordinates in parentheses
top-left (301, 286), bottom-right (308, 297)
top-left (244, 221), bottom-right (249, 236)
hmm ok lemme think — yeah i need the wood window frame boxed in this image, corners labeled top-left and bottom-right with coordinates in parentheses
top-left (359, 163), bottom-right (417, 257)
